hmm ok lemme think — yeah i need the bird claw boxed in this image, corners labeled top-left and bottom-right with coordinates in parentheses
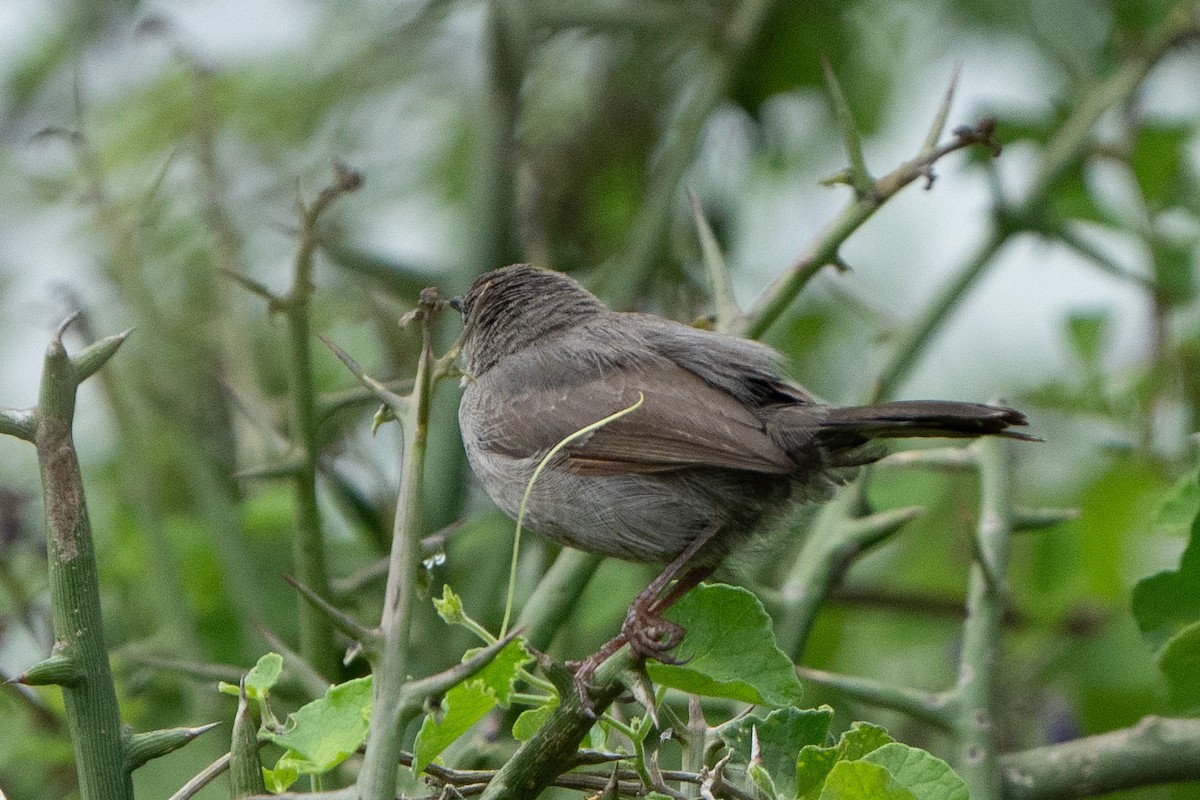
top-left (564, 606), bottom-right (690, 714)
top-left (622, 602), bottom-right (688, 660)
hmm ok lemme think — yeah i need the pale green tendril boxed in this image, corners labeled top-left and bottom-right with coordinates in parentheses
top-left (499, 392), bottom-right (646, 638)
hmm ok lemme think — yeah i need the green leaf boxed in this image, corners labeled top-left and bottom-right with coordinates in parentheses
top-left (796, 722), bottom-right (895, 798)
top-left (512, 699), bottom-right (558, 741)
top-left (262, 759), bottom-right (300, 793)
top-left (413, 682), bottom-right (495, 773)
top-left (1065, 311), bottom-right (1110, 369)
top-left (1132, 515), bottom-right (1200, 651)
top-left (1150, 237), bottom-right (1196, 306)
top-left (817, 760), bottom-right (918, 800)
top-left (265, 676), bottom-right (373, 774)
top-left (1159, 620), bottom-right (1200, 708)
top-left (716, 706), bottom-right (833, 797)
top-left (1051, 163), bottom-right (1109, 225)
top-left (1156, 466), bottom-right (1200, 537)
top-left (413, 639), bottom-right (531, 771)
top-left (861, 743), bottom-right (969, 800)
top-left (646, 584), bottom-right (804, 707)
top-left (749, 761), bottom-right (781, 800)
top-left (472, 639), bottom-right (532, 708)
top-left (1132, 125), bottom-right (1191, 209)
top-left (1134, 458), bottom-right (1200, 707)
top-left (434, 584), bottom-right (467, 627)
top-left (244, 652), bottom-right (284, 699)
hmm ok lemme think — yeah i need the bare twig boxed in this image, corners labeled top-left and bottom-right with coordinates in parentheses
top-left (740, 111), bottom-right (1001, 339)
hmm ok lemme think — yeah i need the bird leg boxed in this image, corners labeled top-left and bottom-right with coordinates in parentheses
top-left (569, 526), bottom-right (718, 704)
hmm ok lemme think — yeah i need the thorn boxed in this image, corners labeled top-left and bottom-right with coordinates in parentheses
top-left (186, 720), bottom-right (224, 738)
top-left (628, 665), bottom-right (659, 728)
top-left (821, 57), bottom-right (872, 195)
top-left (319, 335), bottom-right (408, 416)
top-left (221, 269), bottom-right (284, 309)
top-left (818, 168), bottom-right (854, 188)
top-left (54, 312), bottom-right (82, 342)
top-left (922, 63), bottom-right (962, 154)
top-left (687, 186), bottom-right (740, 332)
top-left (282, 574), bottom-right (378, 649)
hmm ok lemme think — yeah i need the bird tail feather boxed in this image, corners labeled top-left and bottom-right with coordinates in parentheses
top-left (819, 400), bottom-right (1038, 445)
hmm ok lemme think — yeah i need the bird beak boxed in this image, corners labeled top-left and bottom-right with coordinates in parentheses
top-left (449, 296), bottom-right (464, 313)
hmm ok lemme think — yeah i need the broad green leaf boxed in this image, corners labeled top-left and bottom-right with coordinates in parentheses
top-left (862, 743), bottom-right (969, 800)
top-left (470, 639), bottom-right (531, 708)
top-left (796, 722), bottom-right (894, 798)
top-left (512, 699), bottom-right (558, 741)
top-left (1082, 459), bottom-right (1164, 600)
top-left (1132, 514), bottom-right (1200, 651)
top-left (1159, 620), bottom-right (1200, 708)
top-left (265, 676), bottom-right (373, 774)
top-left (413, 682), bottom-right (496, 772)
top-left (716, 706), bottom-right (833, 797)
top-left (413, 639), bottom-right (531, 771)
top-left (817, 760), bottom-right (918, 800)
top-left (646, 584), bottom-right (804, 707)
top-left (218, 652), bottom-right (283, 699)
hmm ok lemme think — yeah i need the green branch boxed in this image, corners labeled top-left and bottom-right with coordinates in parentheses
top-left (1000, 716), bottom-right (1200, 800)
top-left (280, 164), bottom-right (363, 679)
top-left (476, 0), bottom-right (525, 273)
top-left (29, 321), bottom-right (132, 799)
top-left (515, 548), bottom-right (605, 652)
top-left (949, 437), bottom-right (1013, 800)
top-left (0, 408), bottom-right (36, 441)
top-left (479, 650), bottom-right (632, 800)
top-left (354, 288), bottom-right (440, 800)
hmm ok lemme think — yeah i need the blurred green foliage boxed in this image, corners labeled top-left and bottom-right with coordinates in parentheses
top-left (1, 0), bottom-right (1200, 797)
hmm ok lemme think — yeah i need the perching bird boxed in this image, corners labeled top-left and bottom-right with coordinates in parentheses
top-left (452, 264), bottom-right (1032, 685)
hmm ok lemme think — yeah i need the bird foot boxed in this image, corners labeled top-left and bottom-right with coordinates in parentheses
top-left (566, 602), bottom-right (689, 714)
top-left (621, 604), bottom-right (687, 662)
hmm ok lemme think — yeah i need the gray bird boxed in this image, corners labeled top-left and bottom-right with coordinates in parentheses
top-left (453, 264), bottom-right (1031, 683)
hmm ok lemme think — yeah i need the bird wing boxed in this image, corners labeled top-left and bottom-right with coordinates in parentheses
top-left (471, 358), bottom-right (793, 476)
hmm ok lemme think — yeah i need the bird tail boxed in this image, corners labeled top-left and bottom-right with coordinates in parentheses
top-left (817, 400), bottom-right (1037, 450)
